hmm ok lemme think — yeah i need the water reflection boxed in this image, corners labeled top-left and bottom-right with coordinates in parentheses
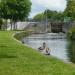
top-left (67, 40), bottom-right (75, 63)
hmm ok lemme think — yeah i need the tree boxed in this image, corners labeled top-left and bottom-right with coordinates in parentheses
top-left (0, 0), bottom-right (31, 30)
top-left (7, 0), bottom-right (31, 30)
top-left (33, 9), bottom-right (64, 23)
top-left (44, 9), bottom-right (64, 22)
top-left (0, 1), bottom-right (8, 30)
top-left (33, 13), bottom-right (44, 22)
top-left (64, 0), bottom-right (75, 20)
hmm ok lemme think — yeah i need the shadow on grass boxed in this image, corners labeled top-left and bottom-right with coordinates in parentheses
top-left (0, 54), bottom-right (17, 59)
top-left (0, 45), bottom-right (8, 48)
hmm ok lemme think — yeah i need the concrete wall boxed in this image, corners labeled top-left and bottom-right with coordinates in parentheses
top-left (7, 22), bottom-right (37, 30)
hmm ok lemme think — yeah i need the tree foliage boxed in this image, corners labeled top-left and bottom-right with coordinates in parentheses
top-left (33, 9), bottom-right (64, 22)
top-left (44, 10), bottom-right (64, 22)
top-left (0, 0), bottom-right (31, 30)
top-left (0, 0), bottom-right (31, 21)
top-left (65, 0), bottom-right (75, 20)
top-left (33, 13), bottom-right (44, 21)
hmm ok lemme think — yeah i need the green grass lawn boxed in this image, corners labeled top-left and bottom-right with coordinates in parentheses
top-left (0, 31), bottom-right (75, 75)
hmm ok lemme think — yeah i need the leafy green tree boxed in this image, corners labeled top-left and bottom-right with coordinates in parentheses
top-left (44, 9), bottom-right (64, 22)
top-left (33, 9), bottom-right (64, 22)
top-left (0, 1), bottom-right (8, 30)
top-left (0, 0), bottom-right (31, 30)
top-left (44, 10), bottom-right (55, 21)
top-left (64, 0), bottom-right (75, 20)
top-left (33, 13), bottom-right (44, 21)
top-left (7, 0), bottom-right (31, 30)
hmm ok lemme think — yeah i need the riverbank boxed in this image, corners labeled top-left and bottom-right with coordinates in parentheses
top-left (0, 31), bottom-right (75, 75)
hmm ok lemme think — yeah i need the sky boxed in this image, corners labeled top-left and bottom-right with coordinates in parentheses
top-left (29, 0), bottom-right (67, 18)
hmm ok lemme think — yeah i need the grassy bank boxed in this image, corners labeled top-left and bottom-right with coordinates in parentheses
top-left (14, 31), bottom-right (32, 40)
top-left (0, 31), bottom-right (75, 75)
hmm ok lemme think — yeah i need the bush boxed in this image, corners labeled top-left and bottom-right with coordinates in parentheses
top-left (68, 27), bottom-right (75, 40)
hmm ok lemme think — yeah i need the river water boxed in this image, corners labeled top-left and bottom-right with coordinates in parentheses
top-left (22, 33), bottom-right (74, 63)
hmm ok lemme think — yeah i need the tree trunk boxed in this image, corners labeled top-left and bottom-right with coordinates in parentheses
top-left (10, 20), bottom-right (13, 30)
top-left (15, 22), bottom-right (17, 30)
top-left (13, 22), bottom-right (15, 30)
top-left (5, 20), bottom-right (7, 30)
top-left (0, 25), bottom-right (1, 30)
top-left (14, 21), bottom-right (17, 30)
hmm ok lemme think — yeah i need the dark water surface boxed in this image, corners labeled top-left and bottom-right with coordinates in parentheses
top-left (22, 33), bottom-right (75, 63)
